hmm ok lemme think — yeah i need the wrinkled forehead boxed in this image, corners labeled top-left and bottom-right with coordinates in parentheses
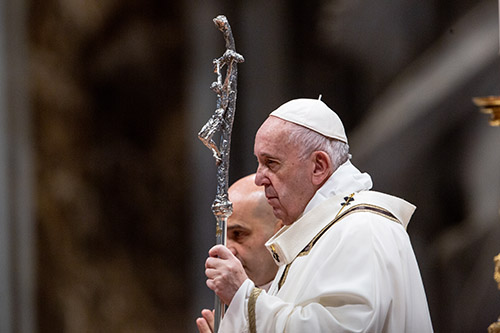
top-left (257, 116), bottom-right (288, 133)
top-left (255, 117), bottom-right (291, 147)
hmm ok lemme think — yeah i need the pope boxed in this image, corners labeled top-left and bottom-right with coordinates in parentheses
top-left (204, 98), bottom-right (433, 332)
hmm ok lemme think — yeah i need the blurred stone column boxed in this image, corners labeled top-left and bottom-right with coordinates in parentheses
top-left (0, 0), bottom-right (35, 332)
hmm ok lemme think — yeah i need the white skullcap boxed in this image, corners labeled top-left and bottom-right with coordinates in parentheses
top-left (269, 98), bottom-right (348, 143)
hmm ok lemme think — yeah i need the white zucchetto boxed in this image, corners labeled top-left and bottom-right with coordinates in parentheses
top-left (269, 98), bottom-right (348, 143)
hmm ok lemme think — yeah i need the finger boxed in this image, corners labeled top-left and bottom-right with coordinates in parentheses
top-left (206, 277), bottom-right (216, 291)
top-left (206, 275), bottom-right (226, 294)
top-left (206, 276), bottom-right (225, 293)
top-left (201, 309), bottom-right (215, 331)
top-left (205, 268), bottom-right (218, 279)
top-left (208, 244), bottom-right (233, 260)
top-left (205, 256), bottom-right (220, 269)
top-left (196, 317), bottom-right (213, 333)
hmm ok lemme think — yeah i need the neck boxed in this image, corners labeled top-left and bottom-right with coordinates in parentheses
top-left (302, 160), bottom-right (373, 216)
top-left (257, 280), bottom-right (273, 292)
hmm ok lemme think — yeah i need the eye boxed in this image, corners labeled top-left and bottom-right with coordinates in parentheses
top-left (265, 158), bottom-right (279, 170)
top-left (229, 229), bottom-right (248, 243)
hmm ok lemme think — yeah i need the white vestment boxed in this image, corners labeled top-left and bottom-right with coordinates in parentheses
top-left (219, 161), bottom-right (433, 332)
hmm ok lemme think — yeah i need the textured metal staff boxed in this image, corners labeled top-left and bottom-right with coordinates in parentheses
top-left (198, 15), bottom-right (244, 332)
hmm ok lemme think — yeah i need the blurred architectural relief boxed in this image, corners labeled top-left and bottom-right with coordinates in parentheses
top-left (0, 0), bottom-right (498, 332)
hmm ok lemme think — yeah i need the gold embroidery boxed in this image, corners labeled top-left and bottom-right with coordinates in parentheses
top-left (336, 193), bottom-right (355, 217)
top-left (278, 262), bottom-right (292, 290)
top-left (249, 287), bottom-right (263, 333)
top-left (270, 244), bottom-right (280, 262)
top-left (299, 203), bottom-right (401, 257)
top-left (277, 198), bottom-right (402, 290)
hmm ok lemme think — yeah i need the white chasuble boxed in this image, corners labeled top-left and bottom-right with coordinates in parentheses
top-left (219, 190), bottom-right (433, 332)
top-left (219, 161), bottom-right (432, 332)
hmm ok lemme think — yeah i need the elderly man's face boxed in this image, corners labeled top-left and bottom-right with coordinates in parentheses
top-left (254, 117), bottom-right (317, 225)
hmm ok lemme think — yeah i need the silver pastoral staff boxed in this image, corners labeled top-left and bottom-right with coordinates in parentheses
top-left (198, 15), bottom-right (244, 332)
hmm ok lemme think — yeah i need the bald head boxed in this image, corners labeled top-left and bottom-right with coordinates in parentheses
top-left (229, 174), bottom-right (275, 222)
top-left (227, 174), bottom-right (282, 286)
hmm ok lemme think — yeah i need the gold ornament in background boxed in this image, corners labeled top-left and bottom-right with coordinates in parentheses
top-left (488, 254), bottom-right (500, 333)
top-left (489, 254), bottom-right (500, 333)
top-left (490, 318), bottom-right (500, 333)
top-left (472, 96), bottom-right (500, 332)
top-left (494, 254), bottom-right (500, 289)
top-left (473, 96), bottom-right (500, 126)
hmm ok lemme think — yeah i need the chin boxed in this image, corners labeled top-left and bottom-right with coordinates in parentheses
top-left (280, 214), bottom-right (298, 225)
top-left (272, 207), bottom-right (284, 218)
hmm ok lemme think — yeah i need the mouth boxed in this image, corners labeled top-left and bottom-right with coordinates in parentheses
top-left (265, 187), bottom-right (277, 199)
top-left (265, 195), bottom-right (278, 204)
top-left (265, 193), bottom-right (275, 199)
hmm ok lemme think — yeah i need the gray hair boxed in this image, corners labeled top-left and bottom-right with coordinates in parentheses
top-left (284, 121), bottom-right (350, 171)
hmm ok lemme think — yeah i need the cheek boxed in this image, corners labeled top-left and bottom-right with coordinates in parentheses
top-left (289, 168), bottom-right (309, 193)
top-left (280, 180), bottom-right (308, 213)
top-left (242, 242), bottom-right (255, 252)
top-left (248, 235), bottom-right (266, 251)
top-left (243, 236), bottom-right (263, 253)
top-left (270, 175), bottom-right (286, 196)
top-left (278, 180), bottom-right (299, 202)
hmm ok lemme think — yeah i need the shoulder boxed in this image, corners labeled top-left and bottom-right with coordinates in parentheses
top-left (340, 190), bottom-right (416, 229)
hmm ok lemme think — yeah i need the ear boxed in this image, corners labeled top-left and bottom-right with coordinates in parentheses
top-left (310, 151), bottom-right (332, 186)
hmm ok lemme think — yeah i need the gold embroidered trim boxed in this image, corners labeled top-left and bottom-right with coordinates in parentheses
top-left (249, 287), bottom-right (263, 333)
top-left (299, 204), bottom-right (400, 257)
top-left (344, 204), bottom-right (400, 224)
top-left (277, 199), bottom-right (401, 290)
top-left (278, 262), bottom-right (292, 290)
top-left (337, 193), bottom-right (355, 217)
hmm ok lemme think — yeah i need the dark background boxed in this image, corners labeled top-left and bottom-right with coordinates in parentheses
top-left (22, 0), bottom-right (500, 331)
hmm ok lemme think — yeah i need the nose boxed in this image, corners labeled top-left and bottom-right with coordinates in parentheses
top-left (227, 241), bottom-right (237, 256)
top-left (255, 165), bottom-right (269, 186)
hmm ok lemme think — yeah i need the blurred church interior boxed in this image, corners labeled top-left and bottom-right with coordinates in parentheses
top-left (1, 0), bottom-right (499, 331)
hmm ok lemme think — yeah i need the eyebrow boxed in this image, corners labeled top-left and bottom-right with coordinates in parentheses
top-left (256, 152), bottom-right (280, 162)
top-left (227, 224), bottom-right (250, 231)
